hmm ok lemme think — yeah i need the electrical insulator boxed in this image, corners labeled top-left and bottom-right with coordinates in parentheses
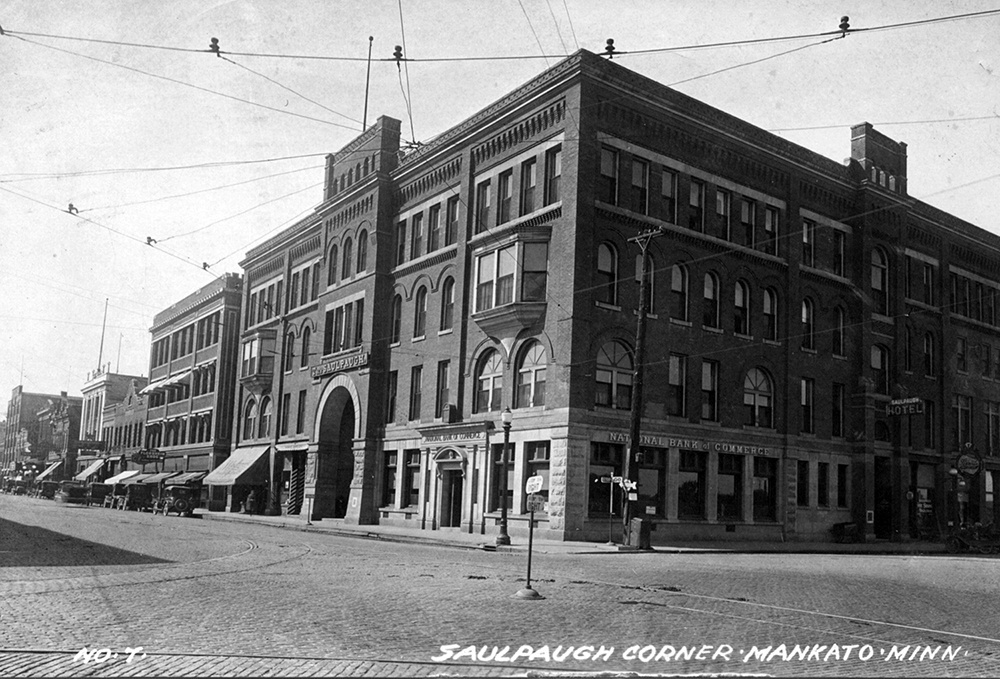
top-left (209, 37), bottom-right (221, 55)
top-left (393, 45), bottom-right (403, 62)
top-left (839, 16), bottom-right (850, 33)
top-left (605, 38), bottom-right (616, 59)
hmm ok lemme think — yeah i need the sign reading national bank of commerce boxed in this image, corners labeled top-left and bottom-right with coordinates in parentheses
top-left (311, 352), bottom-right (370, 379)
top-left (605, 431), bottom-right (777, 457)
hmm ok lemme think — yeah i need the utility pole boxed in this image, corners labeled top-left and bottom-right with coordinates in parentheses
top-left (623, 228), bottom-right (664, 545)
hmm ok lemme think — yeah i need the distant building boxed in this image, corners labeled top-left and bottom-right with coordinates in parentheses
top-left (143, 274), bottom-right (242, 504)
top-left (75, 365), bottom-right (147, 481)
top-left (3, 386), bottom-right (67, 471)
top-left (229, 50), bottom-right (999, 543)
top-left (104, 379), bottom-right (148, 473)
top-left (35, 392), bottom-right (82, 481)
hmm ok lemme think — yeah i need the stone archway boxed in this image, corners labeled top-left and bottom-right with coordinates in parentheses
top-left (313, 385), bottom-right (356, 519)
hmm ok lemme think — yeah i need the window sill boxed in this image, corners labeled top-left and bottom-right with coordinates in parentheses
top-left (703, 326), bottom-right (723, 334)
top-left (412, 336), bottom-right (426, 343)
top-left (438, 328), bottom-right (454, 337)
top-left (833, 353), bottom-right (848, 361)
top-left (734, 333), bottom-right (754, 341)
top-left (595, 301), bottom-right (621, 312)
top-left (670, 318), bottom-right (692, 328)
top-left (801, 347), bottom-right (818, 354)
top-left (763, 339), bottom-right (781, 346)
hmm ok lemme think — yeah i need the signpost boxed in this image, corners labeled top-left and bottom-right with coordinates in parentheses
top-left (518, 476), bottom-right (545, 600)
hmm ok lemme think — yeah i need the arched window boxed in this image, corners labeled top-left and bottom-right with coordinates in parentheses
top-left (474, 350), bottom-right (504, 413)
top-left (283, 331), bottom-right (295, 372)
top-left (595, 341), bottom-right (633, 409)
top-left (833, 306), bottom-right (846, 356)
top-left (347, 168), bottom-right (354, 185)
top-left (342, 238), bottom-right (354, 280)
top-left (390, 295), bottom-right (402, 344)
top-left (872, 344), bottom-right (890, 394)
top-left (744, 368), bottom-right (773, 428)
top-left (243, 399), bottom-right (258, 441)
top-left (923, 332), bottom-right (935, 376)
top-left (801, 298), bottom-right (815, 349)
top-left (596, 243), bottom-right (618, 305)
top-left (515, 341), bottom-right (547, 408)
top-left (734, 280), bottom-right (750, 335)
top-left (357, 230), bottom-right (368, 273)
top-left (872, 248), bottom-right (889, 314)
top-left (763, 288), bottom-right (778, 340)
top-left (670, 263), bottom-right (688, 321)
top-left (440, 277), bottom-right (455, 331)
top-left (414, 286), bottom-right (427, 338)
top-left (258, 397), bottom-right (272, 439)
top-left (300, 327), bottom-right (311, 368)
top-left (363, 157), bottom-right (370, 175)
top-left (327, 245), bottom-right (339, 285)
top-left (703, 272), bottom-right (720, 328)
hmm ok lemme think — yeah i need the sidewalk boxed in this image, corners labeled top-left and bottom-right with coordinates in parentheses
top-left (193, 509), bottom-right (948, 556)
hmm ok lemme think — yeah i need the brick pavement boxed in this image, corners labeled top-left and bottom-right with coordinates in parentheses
top-left (0, 494), bottom-right (996, 677)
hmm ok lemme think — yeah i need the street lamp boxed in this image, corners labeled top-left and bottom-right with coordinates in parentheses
top-left (949, 467), bottom-right (959, 529)
top-left (496, 408), bottom-right (513, 546)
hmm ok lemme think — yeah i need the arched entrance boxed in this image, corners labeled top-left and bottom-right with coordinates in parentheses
top-left (315, 385), bottom-right (356, 519)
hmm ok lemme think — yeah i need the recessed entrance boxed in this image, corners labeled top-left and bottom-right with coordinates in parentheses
top-left (315, 386), bottom-right (356, 519)
top-left (439, 470), bottom-right (464, 528)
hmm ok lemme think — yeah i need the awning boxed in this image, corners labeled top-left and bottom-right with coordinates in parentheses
top-left (139, 472), bottom-right (179, 485)
top-left (203, 445), bottom-right (270, 486)
top-left (75, 459), bottom-right (105, 482)
top-left (122, 474), bottom-right (155, 486)
top-left (162, 369), bottom-right (193, 388)
top-left (36, 461), bottom-right (63, 481)
top-left (104, 469), bottom-right (141, 485)
top-left (139, 376), bottom-right (169, 395)
top-left (165, 472), bottom-right (207, 485)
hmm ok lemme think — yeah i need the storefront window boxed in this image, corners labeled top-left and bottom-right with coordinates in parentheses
top-left (677, 449), bottom-right (706, 519)
top-left (589, 442), bottom-right (623, 516)
top-left (753, 456), bottom-right (777, 521)
top-left (403, 449), bottom-right (420, 508)
top-left (637, 447), bottom-right (666, 517)
top-left (525, 441), bottom-right (550, 510)
top-left (490, 443), bottom-right (515, 511)
top-left (717, 453), bottom-right (743, 521)
top-left (383, 452), bottom-right (397, 507)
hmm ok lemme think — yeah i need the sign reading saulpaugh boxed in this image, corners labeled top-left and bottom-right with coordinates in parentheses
top-left (310, 352), bottom-right (370, 379)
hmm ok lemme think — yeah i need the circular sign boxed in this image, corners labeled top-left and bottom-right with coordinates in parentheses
top-left (955, 452), bottom-right (982, 476)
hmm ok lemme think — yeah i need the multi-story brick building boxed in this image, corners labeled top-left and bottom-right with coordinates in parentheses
top-left (229, 49), bottom-right (999, 542)
top-left (104, 379), bottom-right (148, 474)
top-left (75, 366), bottom-right (146, 481)
top-left (143, 274), bottom-right (242, 502)
top-left (3, 386), bottom-right (68, 471)
top-left (34, 392), bottom-right (82, 482)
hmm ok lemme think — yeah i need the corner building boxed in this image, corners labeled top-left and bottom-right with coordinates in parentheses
top-left (235, 50), bottom-right (1000, 542)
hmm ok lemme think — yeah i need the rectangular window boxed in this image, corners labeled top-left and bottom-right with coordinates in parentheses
top-left (689, 179), bottom-right (704, 231)
top-left (386, 371), bottom-right (398, 424)
top-left (677, 449), bottom-right (706, 519)
top-left (667, 353), bottom-right (686, 417)
top-left (427, 204), bottom-right (441, 252)
top-left (715, 188), bottom-right (730, 240)
top-left (802, 219), bottom-right (815, 266)
top-left (818, 462), bottom-right (829, 507)
top-left (957, 337), bottom-right (968, 372)
top-left (987, 402), bottom-right (1000, 456)
top-left (984, 345), bottom-right (992, 378)
top-left (435, 360), bottom-right (450, 418)
top-left (741, 198), bottom-right (755, 247)
top-left (797, 460), bottom-right (810, 507)
top-left (526, 441), bottom-right (551, 508)
top-left (832, 382), bottom-right (845, 437)
top-left (717, 453), bottom-right (743, 521)
top-left (631, 158), bottom-right (648, 215)
top-left (300, 266), bottom-right (310, 306)
top-left (762, 206), bottom-right (778, 255)
top-left (922, 263), bottom-right (935, 304)
top-left (599, 146), bottom-right (618, 205)
top-left (290, 272), bottom-right (301, 310)
top-left (661, 169), bottom-right (677, 223)
top-left (383, 452), bottom-right (397, 507)
top-left (520, 158), bottom-right (537, 215)
top-left (636, 447), bottom-right (666, 517)
top-left (701, 360), bottom-right (718, 421)
top-left (395, 221), bottom-right (407, 266)
top-left (475, 252), bottom-right (495, 313)
top-left (491, 442), bottom-right (516, 512)
top-left (475, 180), bottom-right (491, 234)
top-left (409, 365), bottom-right (423, 421)
top-left (924, 400), bottom-right (936, 449)
top-left (410, 213), bottom-right (424, 260)
top-left (280, 393), bottom-right (291, 436)
top-left (753, 456), bottom-right (777, 521)
top-left (521, 242), bottom-right (548, 302)
top-left (497, 170), bottom-right (513, 225)
top-left (837, 464), bottom-right (849, 507)
top-left (403, 450), bottom-right (420, 507)
top-left (296, 390), bottom-right (306, 434)
top-left (544, 145), bottom-right (561, 205)
top-left (953, 394), bottom-right (972, 449)
top-left (801, 378), bottom-right (814, 434)
top-left (834, 230), bottom-right (846, 276)
top-left (445, 196), bottom-right (459, 246)
top-left (589, 443), bottom-right (623, 516)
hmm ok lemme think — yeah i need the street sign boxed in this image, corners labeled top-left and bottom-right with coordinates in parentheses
top-left (525, 475), bottom-right (544, 494)
top-left (526, 494), bottom-right (546, 512)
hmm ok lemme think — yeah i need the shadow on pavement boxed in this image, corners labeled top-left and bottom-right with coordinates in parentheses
top-left (0, 517), bottom-right (171, 567)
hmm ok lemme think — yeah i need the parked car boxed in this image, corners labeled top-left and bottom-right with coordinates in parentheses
top-left (54, 481), bottom-right (88, 504)
top-left (86, 482), bottom-right (112, 506)
top-left (37, 481), bottom-right (59, 499)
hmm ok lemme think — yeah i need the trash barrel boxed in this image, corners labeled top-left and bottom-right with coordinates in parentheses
top-left (630, 517), bottom-right (652, 550)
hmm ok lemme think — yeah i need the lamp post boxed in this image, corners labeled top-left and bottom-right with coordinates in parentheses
top-left (949, 467), bottom-right (959, 530)
top-left (496, 408), bottom-right (513, 546)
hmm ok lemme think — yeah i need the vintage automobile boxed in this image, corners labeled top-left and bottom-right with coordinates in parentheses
top-left (122, 482), bottom-right (154, 511)
top-left (10, 479), bottom-right (29, 496)
top-left (86, 482), bottom-right (112, 506)
top-left (945, 523), bottom-right (1000, 554)
top-left (155, 484), bottom-right (201, 517)
top-left (37, 481), bottom-right (59, 499)
top-left (54, 481), bottom-right (88, 504)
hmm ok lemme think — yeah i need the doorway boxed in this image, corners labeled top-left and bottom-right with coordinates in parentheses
top-left (316, 386), bottom-right (356, 519)
top-left (439, 470), bottom-right (464, 528)
top-left (874, 457), bottom-right (892, 539)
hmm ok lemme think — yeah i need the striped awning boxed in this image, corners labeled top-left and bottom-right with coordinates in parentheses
top-left (74, 459), bottom-right (105, 482)
top-left (104, 470), bottom-right (141, 485)
top-left (138, 472), bottom-right (179, 485)
top-left (203, 446), bottom-right (269, 486)
top-left (165, 472), bottom-right (207, 485)
top-left (36, 461), bottom-right (63, 481)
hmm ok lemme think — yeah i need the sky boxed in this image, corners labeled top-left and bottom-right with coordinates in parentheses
top-left (1, 0), bottom-right (999, 409)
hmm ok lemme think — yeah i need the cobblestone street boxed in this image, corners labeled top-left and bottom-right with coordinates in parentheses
top-left (1, 494), bottom-right (998, 677)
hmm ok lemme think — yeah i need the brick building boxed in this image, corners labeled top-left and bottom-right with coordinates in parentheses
top-left (230, 50), bottom-right (999, 542)
top-left (34, 392), bottom-right (82, 482)
top-left (3, 386), bottom-right (67, 471)
top-left (75, 366), bottom-right (146, 481)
